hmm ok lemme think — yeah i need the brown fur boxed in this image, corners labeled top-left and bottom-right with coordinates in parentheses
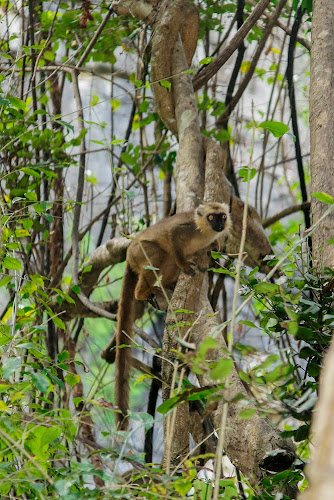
top-left (115, 202), bottom-right (231, 430)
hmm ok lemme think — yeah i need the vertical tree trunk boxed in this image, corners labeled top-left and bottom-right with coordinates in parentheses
top-left (301, 1), bottom-right (334, 497)
top-left (310, 0), bottom-right (334, 268)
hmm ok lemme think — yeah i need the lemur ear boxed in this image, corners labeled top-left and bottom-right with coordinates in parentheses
top-left (196, 205), bottom-right (204, 217)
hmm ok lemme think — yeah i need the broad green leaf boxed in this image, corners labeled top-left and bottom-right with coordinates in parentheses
top-left (21, 167), bottom-right (42, 178)
top-left (254, 282), bottom-right (280, 296)
top-left (311, 192), bottom-right (334, 204)
top-left (124, 189), bottom-right (135, 199)
top-left (58, 351), bottom-right (70, 362)
top-left (43, 50), bottom-right (55, 61)
top-left (157, 395), bottom-right (179, 415)
top-left (65, 373), bottom-right (80, 388)
top-left (239, 167), bottom-right (257, 182)
top-left (0, 401), bottom-right (9, 411)
top-left (51, 315), bottom-right (66, 331)
top-left (259, 120), bottom-right (289, 138)
top-left (0, 333), bottom-right (12, 347)
top-left (198, 337), bottom-right (218, 357)
top-left (110, 99), bottom-right (121, 111)
top-left (90, 94), bottom-right (99, 106)
top-left (0, 276), bottom-right (12, 287)
top-left (160, 80), bottom-right (171, 91)
top-left (210, 358), bottom-right (233, 380)
top-left (31, 372), bottom-right (52, 393)
top-left (71, 285), bottom-right (80, 295)
top-left (30, 274), bottom-right (45, 289)
top-left (2, 357), bottom-right (22, 379)
top-left (3, 256), bottom-right (22, 271)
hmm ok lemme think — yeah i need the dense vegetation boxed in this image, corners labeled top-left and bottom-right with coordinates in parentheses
top-left (1, 0), bottom-right (333, 498)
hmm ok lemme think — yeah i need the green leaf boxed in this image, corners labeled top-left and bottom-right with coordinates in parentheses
top-left (124, 189), bottom-right (135, 199)
top-left (311, 192), bottom-right (334, 204)
top-left (65, 373), bottom-right (80, 388)
top-left (254, 282), bottom-right (280, 296)
top-left (239, 408), bottom-right (257, 419)
top-left (111, 138), bottom-right (127, 145)
top-left (90, 94), bottom-right (99, 106)
top-left (2, 357), bottom-right (22, 379)
top-left (239, 320), bottom-right (258, 329)
top-left (239, 167), bottom-right (257, 182)
top-left (58, 351), bottom-right (70, 362)
top-left (240, 61), bottom-right (251, 73)
top-left (3, 256), bottom-right (22, 271)
top-left (82, 265), bottom-right (92, 274)
top-left (43, 50), bottom-right (55, 61)
top-left (160, 80), bottom-right (171, 91)
top-left (259, 120), bottom-right (289, 138)
top-left (111, 99), bottom-right (121, 111)
top-left (199, 56), bottom-right (215, 65)
top-left (30, 274), bottom-right (45, 289)
top-left (51, 315), bottom-right (66, 331)
top-left (54, 479), bottom-right (74, 496)
top-left (53, 288), bottom-right (75, 304)
top-left (0, 333), bottom-right (13, 347)
top-left (73, 397), bottom-right (84, 407)
top-left (210, 358), bottom-right (233, 380)
top-left (71, 285), bottom-right (80, 295)
top-left (31, 372), bottom-right (52, 393)
top-left (156, 395), bottom-right (179, 415)
top-left (238, 370), bottom-right (251, 383)
top-left (0, 276), bottom-right (12, 287)
top-left (21, 167), bottom-right (42, 178)
top-left (198, 337), bottom-right (218, 358)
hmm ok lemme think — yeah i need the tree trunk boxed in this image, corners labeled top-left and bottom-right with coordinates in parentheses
top-left (301, 1), bottom-right (334, 497)
top-left (310, 0), bottom-right (334, 268)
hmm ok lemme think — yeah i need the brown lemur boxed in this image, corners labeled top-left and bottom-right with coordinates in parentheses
top-left (115, 202), bottom-right (232, 430)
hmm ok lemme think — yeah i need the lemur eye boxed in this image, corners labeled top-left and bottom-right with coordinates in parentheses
top-left (222, 214), bottom-right (227, 220)
top-left (208, 214), bottom-right (214, 221)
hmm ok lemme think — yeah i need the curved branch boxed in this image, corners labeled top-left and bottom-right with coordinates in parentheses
top-left (263, 201), bottom-right (311, 228)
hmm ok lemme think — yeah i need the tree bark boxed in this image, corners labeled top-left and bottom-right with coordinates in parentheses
top-left (300, 1), bottom-right (334, 497)
top-left (310, 0), bottom-right (334, 268)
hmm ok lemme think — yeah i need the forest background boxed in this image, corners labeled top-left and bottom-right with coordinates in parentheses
top-left (0, 0), bottom-right (334, 498)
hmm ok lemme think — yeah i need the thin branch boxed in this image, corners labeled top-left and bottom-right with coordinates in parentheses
top-left (76, 4), bottom-right (114, 68)
top-left (217, 0), bottom-right (288, 124)
top-left (248, 0), bottom-right (310, 51)
top-left (193, 0), bottom-right (271, 91)
top-left (263, 201), bottom-right (310, 228)
top-left (286, 6), bottom-right (311, 230)
top-left (71, 68), bottom-right (86, 284)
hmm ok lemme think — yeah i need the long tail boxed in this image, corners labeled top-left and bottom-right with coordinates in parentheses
top-left (115, 262), bottom-right (138, 430)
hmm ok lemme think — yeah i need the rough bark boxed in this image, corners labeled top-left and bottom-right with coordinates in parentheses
top-left (300, 345), bottom-right (334, 499)
top-left (310, 0), bottom-right (334, 269)
top-left (300, 1), bottom-right (334, 497)
top-left (192, 291), bottom-right (295, 480)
